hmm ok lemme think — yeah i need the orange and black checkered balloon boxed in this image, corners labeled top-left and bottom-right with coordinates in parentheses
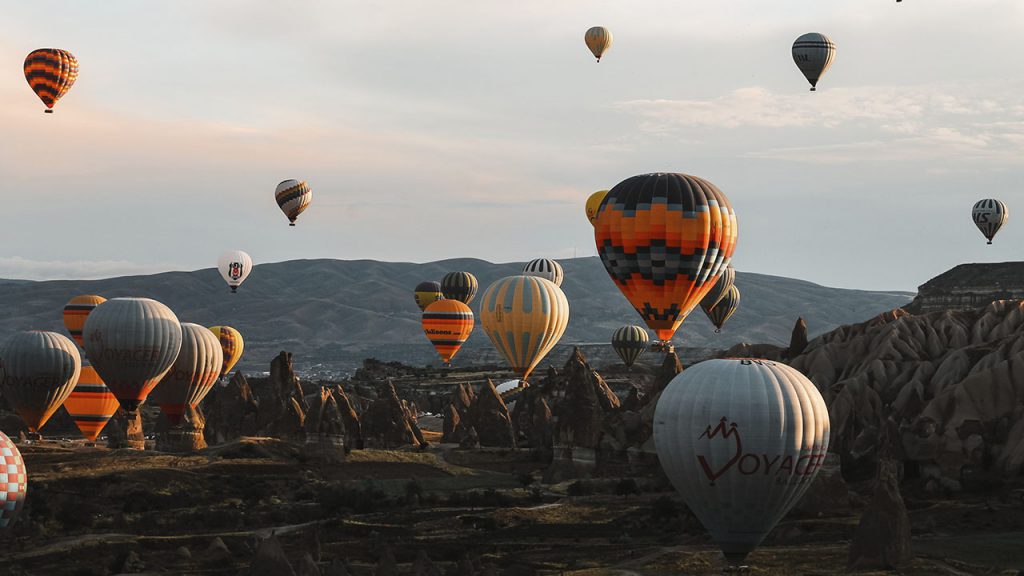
top-left (593, 172), bottom-right (738, 343)
top-left (24, 48), bottom-right (78, 113)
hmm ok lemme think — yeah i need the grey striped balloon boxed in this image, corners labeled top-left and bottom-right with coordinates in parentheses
top-left (699, 264), bottom-right (736, 316)
top-left (792, 33), bottom-right (836, 91)
top-left (148, 323), bottom-right (223, 425)
top-left (611, 325), bottom-right (649, 368)
top-left (972, 198), bottom-right (1008, 244)
top-left (0, 331), bottom-right (80, 433)
top-left (654, 359), bottom-right (829, 566)
top-left (523, 258), bottom-right (564, 286)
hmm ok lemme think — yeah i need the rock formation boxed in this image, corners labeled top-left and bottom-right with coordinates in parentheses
top-left (362, 380), bottom-right (427, 448)
top-left (248, 532), bottom-right (296, 576)
top-left (847, 459), bottom-right (912, 570)
top-left (464, 380), bottom-right (516, 448)
top-left (303, 387), bottom-right (346, 462)
top-left (787, 316), bottom-right (809, 358)
top-left (904, 262), bottom-right (1024, 314)
top-left (204, 372), bottom-right (260, 444)
top-left (331, 385), bottom-right (363, 450)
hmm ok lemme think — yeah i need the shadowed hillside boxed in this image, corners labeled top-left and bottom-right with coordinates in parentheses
top-left (0, 257), bottom-right (911, 376)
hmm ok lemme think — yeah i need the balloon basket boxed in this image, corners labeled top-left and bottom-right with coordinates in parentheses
top-left (289, 222), bottom-right (296, 227)
top-left (44, 109), bottom-right (53, 114)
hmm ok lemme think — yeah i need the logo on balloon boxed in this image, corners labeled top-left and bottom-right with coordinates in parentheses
top-left (697, 417), bottom-right (826, 486)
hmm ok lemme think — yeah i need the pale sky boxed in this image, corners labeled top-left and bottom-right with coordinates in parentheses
top-left (3, 0), bottom-right (1023, 291)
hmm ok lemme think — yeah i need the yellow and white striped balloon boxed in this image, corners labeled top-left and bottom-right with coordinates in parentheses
top-left (585, 26), bottom-right (613, 62)
top-left (479, 275), bottom-right (569, 380)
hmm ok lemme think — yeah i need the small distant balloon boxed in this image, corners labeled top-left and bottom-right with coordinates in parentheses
top-left (972, 199), bottom-right (1008, 245)
top-left (585, 190), bottom-right (609, 226)
top-left (792, 33), bottom-right (836, 91)
top-left (612, 325), bottom-right (649, 368)
top-left (218, 250), bottom-right (252, 293)
top-left (63, 295), bottom-right (106, 348)
top-left (585, 27), bottom-right (613, 62)
top-left (441, 271), bottom-right (479, 305)
top-left (414, 281), bottom-right (444, 311)
top-left (24, 48), bottom-right (78, 113)
top-left (275, 179), bottom-right (312, 226)
top-left (523, 258), bottom-right (564, 286)
top-left (706, 285), bottom-right (740, 333)
top-left (422, 299), bottom-right (474, 364)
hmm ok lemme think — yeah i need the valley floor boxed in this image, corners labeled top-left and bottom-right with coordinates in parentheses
top-left (2, 440), bottom-right (1023, 576)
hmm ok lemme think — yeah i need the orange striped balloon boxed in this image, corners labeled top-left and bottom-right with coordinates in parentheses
top-left (422, 300), bottom-right (474, 364)
top-left (24, 48), bottom-right (78, 113)
top-left (63, 363), bottom-right (120, 442)
top-left (63, 295), bottom-right (106, 348)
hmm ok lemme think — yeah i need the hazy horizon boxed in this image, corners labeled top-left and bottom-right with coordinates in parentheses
top-left (5, 1), bottom-right (1023, 292)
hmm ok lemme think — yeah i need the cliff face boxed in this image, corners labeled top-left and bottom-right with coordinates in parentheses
top-left (776, 300), bottom-right (1024, 487)
top-left (904, 262), bottom-right (1024, 314)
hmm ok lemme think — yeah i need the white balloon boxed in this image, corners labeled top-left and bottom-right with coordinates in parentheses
top-left (654, 359), bottom-right (830, 566)
top-left (218, 250), bottom-right (253, 293)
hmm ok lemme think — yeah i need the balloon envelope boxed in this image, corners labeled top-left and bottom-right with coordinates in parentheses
top-left (63, 295), bottom-right (106, 348)
top-left (479, 275), bottom-right (569, 380)
top-left (148, 323), bottom-right (223, 425)
top-left (441, 271), bottom-right (479, 305)
top-left (82, 297), bottom-right (183, 411)
top-left (523, 258), bottom-right (564, 286)
top-left (207, 326), bottom-right (244, 378)
top-left (594, 172), bottom-right (737, 343)
top-left (972, 199), bottom-right (1008, 244)
top-left (654, 359), bottom-right (829, 565)
top-left (275, 179), bottom-right (312, 226)
top-left (414, 281), bottom-right (444, 311)
top-left (792, 33), bottom-right (836, 91)
top-left (24, 48), bottom-right (78, 112)
top-left (422, 300), bottom-right (475, 363)
top-left (218, 250), bottom-right (252, 293)
top-left (612, 325), bottom-right (649, 368)
top-left (706, 286), bottom-right (740, 332)
top-left (0, 331), bottom-right (81, 433)
top-left (586, 190), bottom-right (609, 226)
top-left (0, 431), bottom-right (27, 529)
top-left (63, 362), bottom-right (120, 442)
top-left (585, 26), bottom-right (613, 61)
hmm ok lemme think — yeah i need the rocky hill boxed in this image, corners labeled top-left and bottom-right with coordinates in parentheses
top-left (0, 257), bottom-right (911, 377)
top-left (904, 262), bottom-right (1024, 314)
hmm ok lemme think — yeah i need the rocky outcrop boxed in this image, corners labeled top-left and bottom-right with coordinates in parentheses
top-left (782, 300), bottom-right (1024, 484)
top-left (248, 532), bottom-right (296, 576)
top-left (904, 262), bottom-right (1024, 314)
top-left (787, 316), bottom-right (809, 358)
top-left (362, 381), bottom-right (427, 448)
top-left (204, 372), bottom-right (261, 444)
top-left (303, 387), bottom-right (346, 462)
top-left (331, 385), bottom-right (363, 450)
top-left (464, 380), bottom-right (516, 448)
top-left (847, 459), bottom-right (912, 570)
top-left (259, 352), bottom-right (308, 442)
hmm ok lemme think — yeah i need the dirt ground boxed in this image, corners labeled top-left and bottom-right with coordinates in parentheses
top-left (1, 439), bottom-right (1023, 575)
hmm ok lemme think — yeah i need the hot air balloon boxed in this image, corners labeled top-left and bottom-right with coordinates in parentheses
top-left (218, 250), bottom-right (252, 293)
top-left (523, 258), bottom-right (564, 286)
top-left (0, 432), bottom-right (26, 529)
top-left (148, 323), bottom-right (223, 426)
top-left (24, 48), bottom-right (78, 113)
top-left (479, 275), bottom-right (569, 380)
top-left (275, 179), bottom-right (312, 226)
top-left (63, 295), bottom-right (106, 347)
top-left (441, 271), bottom-right (478, 305)
top-left (82, 298), bottom-right (182, 449)
top-left (792, 33), bottom-right (836, 91)
top-left (63, 362), bottom-right (120, 443)
top-left (612, 325), bottom-right (649, 368)
top-left (585, 190), bottom-right (609, 226)
top-left (414, 281), bottom-right (444, 311)
top-left (594, 172), bottom-right (738, 347)
top-left (706, 286), bottom-right (740, 332)
top-left (493, 379), bottom-right (526, 411)
top-left (654, 359), bottom-right (829, 567)
top-left (699, 264), bottom-right (735, 315)
top-left (207, 326), bottom-right (244, 379)
top-left (972, 199), bottom-right (1008, 245)
top-left (585, 26), bottom-right (613, 62)
top-left (422, 300), bottom-right (474, 364)
top-left (0, 331), bottom-right (80, 435)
